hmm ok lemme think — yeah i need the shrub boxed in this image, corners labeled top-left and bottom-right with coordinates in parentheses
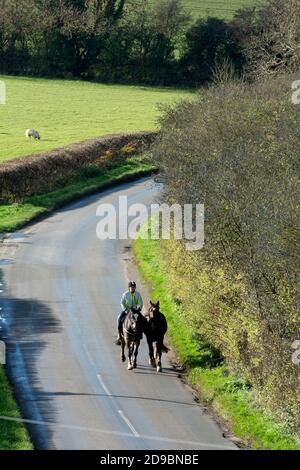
top-left (0, 131), bottom-right (157, 202)
top-left (151, 75), bottom-right (300, 434)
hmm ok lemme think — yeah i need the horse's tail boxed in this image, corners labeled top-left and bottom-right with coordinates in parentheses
top-left (162, 343), bottom-right (169, 353)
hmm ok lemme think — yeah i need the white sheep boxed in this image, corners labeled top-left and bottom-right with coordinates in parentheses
top-left (25, 128), bottom-right (41, 140)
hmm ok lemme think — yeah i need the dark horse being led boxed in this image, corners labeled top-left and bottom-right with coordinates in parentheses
top-left (145, 300), bottom-right (169, 372)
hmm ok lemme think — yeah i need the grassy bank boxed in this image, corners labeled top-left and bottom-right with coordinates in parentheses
top-left (0, 156), bottom-right (155, 234)
top-left (133, 228), bottom-right (300, 450)
top-left (0, 75), bottom-right (193, 163)
top-left (0, 367), bottom-right (32, 449)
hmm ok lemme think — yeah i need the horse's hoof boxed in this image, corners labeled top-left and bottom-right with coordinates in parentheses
top-left (151, 361), bottom-right (156, 368)
top-left (121, 356), bottom-right (126, 363)
top-left (133, 363), bottom-right (137, 369)
top-left (157, 366), bottom-right (162, 372)
top-left (128, 365), bottom-right (133, 370)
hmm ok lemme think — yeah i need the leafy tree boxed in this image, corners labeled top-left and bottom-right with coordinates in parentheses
top-left (181, 16), bottom-right (245, 85)
top-left (109, 0), bottom-right (190, 84)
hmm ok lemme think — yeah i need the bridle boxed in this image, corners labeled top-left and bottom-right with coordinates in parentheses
top-left (123, 310), bottom-right (143, 338)
top-left (148, 305), bottom-right (159, 320)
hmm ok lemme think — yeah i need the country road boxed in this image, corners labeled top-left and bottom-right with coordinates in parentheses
top-left (0, 178), bottom-right (236, 450)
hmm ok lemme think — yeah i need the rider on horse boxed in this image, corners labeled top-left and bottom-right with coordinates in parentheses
top-left (115, 281), bottom-right (143, 345)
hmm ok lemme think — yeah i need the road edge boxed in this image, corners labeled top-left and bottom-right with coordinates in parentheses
top-left (0, 165), bottom-right (158, 450)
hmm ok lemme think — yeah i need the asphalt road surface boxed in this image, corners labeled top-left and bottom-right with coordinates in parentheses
top-left (0, 178), bottom-right (236, 450)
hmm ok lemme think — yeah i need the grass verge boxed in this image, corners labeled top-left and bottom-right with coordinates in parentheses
top-left (0, 367), bottom-right (33, 450)
top-left (133, 228), bottom-right (300, 450)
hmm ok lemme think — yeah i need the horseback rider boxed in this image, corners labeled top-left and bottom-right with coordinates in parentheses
top-left (115, 281), bottom-right (143, 345)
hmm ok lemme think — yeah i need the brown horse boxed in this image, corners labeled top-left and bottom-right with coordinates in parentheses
top-left (120, 308), bottom-right (147, 370)
top-left (145, 300), bottom-right (169, 372)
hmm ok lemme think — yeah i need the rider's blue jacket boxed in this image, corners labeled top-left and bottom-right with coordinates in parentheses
top-left (120, 291), bottom-right (143, 312)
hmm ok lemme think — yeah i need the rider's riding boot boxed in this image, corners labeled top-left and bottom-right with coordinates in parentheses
top-left (115, 324), bottom-right (123, 345)
top-left (115, 333), bottom-right (122, 346)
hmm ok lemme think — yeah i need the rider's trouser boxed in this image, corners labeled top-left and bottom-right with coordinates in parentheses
top-left (118, 311), bottom-right (127, 333)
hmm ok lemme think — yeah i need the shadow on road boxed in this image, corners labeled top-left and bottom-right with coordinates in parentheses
top-left (0, 267), bottom-right (62, 449)
top-left (35, 391), bottom-right (200, 409)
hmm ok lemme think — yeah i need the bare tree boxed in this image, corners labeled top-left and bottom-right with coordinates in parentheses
top-left (246, 0), bottom-right (300, 78)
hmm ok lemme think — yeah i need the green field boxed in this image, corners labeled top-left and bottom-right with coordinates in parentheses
top-left (149, 1), bottom-right (264, 19)
top-left (181, 0), bottom-right (263, 19)
top-left (0, 76), bottom-right (193, 163)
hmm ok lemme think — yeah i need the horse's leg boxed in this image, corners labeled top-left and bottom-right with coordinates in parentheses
top-left (147, 337), bottom-right (156, 367)
top-left (127, 341), bottom-right (133, 370)
top-left (133, 340), bottom-right (140, 369)
top-left (120, 337), bottom-right (126, 362)
top-left (156, 341), bottom-right (162, 372)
